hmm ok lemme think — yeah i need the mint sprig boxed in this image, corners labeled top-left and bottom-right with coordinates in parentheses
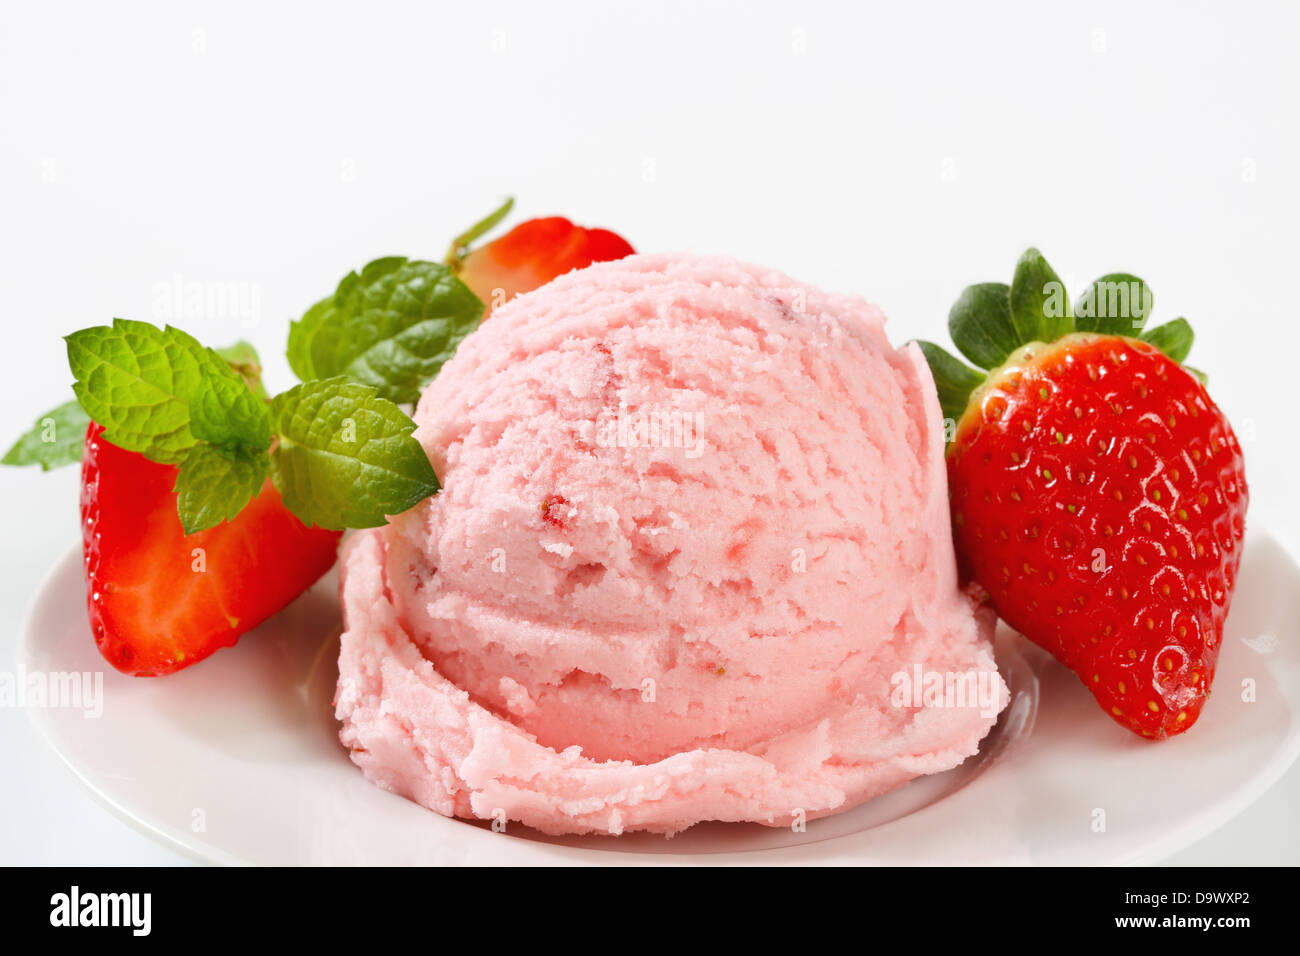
top-left (7, 316), bottom-right (446, 537)
top-left (62, 321), bottom-right (278, 532)
top-left (269, 378), bottom-right (439, 530)
top-left (66, 319), bottom-right (245, 464)
top-left (919, 249), bottom-right (1201, 434)
top-left (285, 197), bottom-right (518, 402)
top-left (1, 400), bottom-right (91, 471)
top-left (286, 256), bottom-right (483, 403)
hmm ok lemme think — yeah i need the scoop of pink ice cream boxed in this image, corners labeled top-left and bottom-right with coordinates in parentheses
top-left (335, 253), bottom-right (1006, 836)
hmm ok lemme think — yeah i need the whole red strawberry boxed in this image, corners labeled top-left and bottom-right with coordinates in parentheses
top-left (446, 199), bottom-right (634, 315)
top-left (920, 250), bottom-right (1247, 738)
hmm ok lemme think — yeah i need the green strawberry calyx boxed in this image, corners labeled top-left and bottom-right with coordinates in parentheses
top-left (917, 248), bottom-right (1201, 432)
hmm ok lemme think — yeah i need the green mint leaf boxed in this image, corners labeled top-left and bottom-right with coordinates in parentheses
top-left (189, 375), bottom-right (272, 459)
top-left (445, 196), bottom-right (515, 268)
top-left (289, 258), bottom-right (484, 402)
top-left (1009, 248), bottom-right (1073, 347)
top-left (174, 443), bottom-right (269, 535)
top-left (2, 399), bottom-right (90, 471)
top-left (269, 378), bottom-right (440, 530)
top-left (66, 319), bottom-right (243, 464)
top-left (914, 341), bottom-right (987, 426)
top-left (947, 282), bottom-right (1019, 370)
top-left (215, 340), bottom-right (268, 400)
top-left (310, 257), bottom-right (483, 402)
top-left (286, 296), bottom-right (331, 382)
top-left (1074, 273), bottom-right (1153, 336)
top-left (1141, 317), bottom-right (1194, 364)
top-left (286, 267), bottom-right (393, 387)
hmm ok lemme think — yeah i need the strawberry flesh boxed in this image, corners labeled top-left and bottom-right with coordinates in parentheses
top-left (81, 423), bottom-right (342, 675)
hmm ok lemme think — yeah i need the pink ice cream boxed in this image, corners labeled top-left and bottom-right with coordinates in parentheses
top-left (334, 253), bottom-right (1006, 836)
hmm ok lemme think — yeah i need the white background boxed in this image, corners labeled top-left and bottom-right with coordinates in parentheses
top-left (1, 0), bottom-right (1297, 864)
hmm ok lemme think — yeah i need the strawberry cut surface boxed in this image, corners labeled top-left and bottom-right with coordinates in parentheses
top-left (948, 335), bottom-right (1247, 737)
top-left (81, 423), bottom-right (342, 675)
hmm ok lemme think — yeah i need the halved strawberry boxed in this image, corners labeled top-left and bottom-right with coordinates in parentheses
top-left (81, 423), bottom-right (341, 675)
top-left (454, 215), bottom-right (634, 314)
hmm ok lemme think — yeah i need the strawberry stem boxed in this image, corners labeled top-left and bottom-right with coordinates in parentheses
top-left (444, 196), bottom-right (515, 272)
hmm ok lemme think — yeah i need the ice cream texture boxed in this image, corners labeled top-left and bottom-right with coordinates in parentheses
top-left (335, 253), bottom-right (1007, 836)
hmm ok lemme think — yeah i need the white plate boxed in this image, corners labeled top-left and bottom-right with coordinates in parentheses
top-left (19, 528), bottom-right (1300, 865)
